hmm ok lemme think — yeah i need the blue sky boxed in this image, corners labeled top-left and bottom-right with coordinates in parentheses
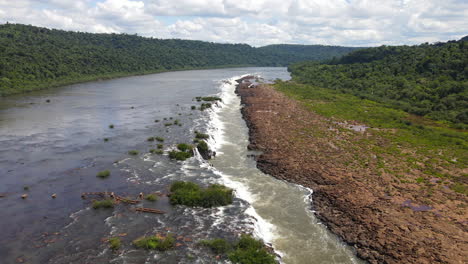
top-left (0, 0), bottom-right (467, 47)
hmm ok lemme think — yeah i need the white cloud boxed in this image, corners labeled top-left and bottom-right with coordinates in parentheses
top-left (0, 0), bottom-right (466, 46)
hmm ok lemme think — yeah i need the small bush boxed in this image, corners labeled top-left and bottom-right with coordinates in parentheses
top-left (146, 194), bottom-right (158, 201)
top-left (168, 150), bottom-right (193, 161)
top-left (200, 103), bottom-right (212, 111)
top-left (109, 124), bottom-right (114, 129)
top-left (228, 235), bottom-right (276, 264)
top-left (177, 143), bottom-right (193, 152)
top-left (200, 238), bottom-right (231, 254)
top-left (199, 235), bottom-right (276, 264)
top-left (197, 140), bottom-right (209, 153)
top-left (147, 137), bottom-right (155, 142)
top-left (191, 106), bottom-right (196, 110)
top-left (154, 119), bottom-right (160, 123)
top-left (96, 170), bottom-right (110, 178)
top-left (157, 144), bottom-right (163, 149)
top-left (133, 234), bottom-right (175, 250)
top-left (195, 132), bottom-right (209, 139)
top-left (109, 237), bottom-right (121, 250)
top-left (164, 123), bottom-right (173, 126)
top-left (169, 181), bottom-right (233, 207)
top-left (128, 150), bottom-right (139, 155)
top-left (104, 138), bottom-right (109, 142)
top-left (155, 137), bottom-right (164, 142)
top-left (174, 120), bottom-right (180, 125)
top-left (199, 96), bottom-right (222, 102)
top-left (92, 199), bottom-right (114, 209)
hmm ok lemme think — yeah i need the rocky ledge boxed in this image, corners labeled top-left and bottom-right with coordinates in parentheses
top-left (235, 77), bottom-right (467, 264)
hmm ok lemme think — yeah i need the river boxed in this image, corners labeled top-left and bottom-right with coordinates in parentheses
top-left (0, 67), bottom-right (363, 264)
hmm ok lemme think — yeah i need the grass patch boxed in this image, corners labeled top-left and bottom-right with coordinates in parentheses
top-left (168, 150), bottom-right (192, 161)
top-left (195, 131), bottom-right (209, 140)
top-left (103, 138), bottom-right (109, 142)
top-left (155, 137), bottom-right (164, 142)
top-left (147, 137), bottom-right (155, 142)
top-left (128, 150), bottom-right (139, 156)
top-left (199, 235), bottom-right (276, 264)
top-left (96, 170), bottom-right (110, 178)
top-left (451, 183), bottom-right (467, 195)
top-left (157, 144), bottom-right (163, 149)
top-left (145, 194), bottom-right (158, 201)
top-left (164, 123), bottom-right (173, 126)
top-left (109, 124), bottom-right (114, 129)
top-left (177, 143), bottom-right (193, 152)
top-left (109, 237), bottom-right (121, 250)
top-left (191, 106), bottom-right (196, 110)
top-left (92, 199), bottom-right (114, 209)
top-left (133, 234), bottom-right (175, 251)
top-left (169, 181), bottom-right (233, 207)
top-left (149, 149), bottom-right (164, 154)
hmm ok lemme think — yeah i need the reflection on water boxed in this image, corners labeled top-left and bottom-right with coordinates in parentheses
top-left (0, 68), bottom-right (361, 264)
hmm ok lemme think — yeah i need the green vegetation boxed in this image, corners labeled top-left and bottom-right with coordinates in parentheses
top-left (157, 144), bottom-right (164, 149)
top-left (200, 103), bottom-right (212, 111)
top-left (199, 238), bottom-right (232, 254)
top-left (147, 137), bottom-right (155, 142)
top-left (169, 181), bottom-right (233, 207)
top-left (274, 81), bottom-right (467, 193)
top-left (103, 138), bottom-right (109, 142)
top-left (196, 96), bottom-right (222, 102)
top-left (168, 143), bottom-right (194, 161)
top-left (155, 137), bottom-right (164, 142)
top-left (109, 237), bottom-right (121, 250)
top-left (96, 170), bottom-right (110, 178)
top-left (145, 194), bottom-right (158, 202)
top-left (168, 150), bottom-right (193, 161)
top-left (133, 234), bottom-right (175, 250)
top-left (92, 199), bottom-right (114, 209)
top-left (288, 36), bottom-right (468, 126)
top-left (109, 124), bottom-right (114, 129)
top-left (150, 149), bottom-right (163, 154)
top-left (177, 143), bottom-right (193, 152)
top-left (164, 123), bottom-right (173, 126)
top-left (200, 235), bottom-right (276, 264)
top-left (191, 106), bottom-right (196, 110)
top-left (154, 119), bottom-right (160, 123)
top-left (197, 140), bottom-right (209, 153)
top-left (0, 24), bottom-right (357, 96)
top-left (128, 150), bottom-right (139, 156)
top-left (195, 131), bottom-right (209, 139)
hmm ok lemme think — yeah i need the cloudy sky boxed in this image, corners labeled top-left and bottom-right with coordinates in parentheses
top-left (0, 0), bottom-right (467, 47)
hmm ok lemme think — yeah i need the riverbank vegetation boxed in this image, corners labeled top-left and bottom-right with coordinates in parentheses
top-left (275, 81), bottom-right (467, 195)
top-left (288, 36), bottom-right (468, 127)
top-left (169, 181), bottom-right (233, 207)
top-left (0, 23), bottom-right (359, 96)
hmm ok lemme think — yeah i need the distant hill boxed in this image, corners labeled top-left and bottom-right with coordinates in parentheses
top-left (289, 37), bottom-right (468, 125)
top-left (257, 44), bottom-right (360, 65)
top-left (0, 23), bottom-right (357, 96)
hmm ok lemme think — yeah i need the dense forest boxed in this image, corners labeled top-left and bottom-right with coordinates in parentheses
top-left (0, 23), bottom-right (359, 96)
top-left (289, 37), bottom-right (468, 125)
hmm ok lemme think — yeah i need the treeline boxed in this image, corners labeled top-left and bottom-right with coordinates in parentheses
top-left (289, 37), bottom-right (468, 125)
top-left (0, 23), bottom-right (358, 96)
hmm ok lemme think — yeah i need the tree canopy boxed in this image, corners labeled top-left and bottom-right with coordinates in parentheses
top-left (0, 23), bottom-right (358, 96)
top-left (289, 37), bottom-right (468, 125)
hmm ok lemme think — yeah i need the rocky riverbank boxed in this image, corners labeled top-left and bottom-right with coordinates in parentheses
top-left (235, 77), bottom-right (467, 264)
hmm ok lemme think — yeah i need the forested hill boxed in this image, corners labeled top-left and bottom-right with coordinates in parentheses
top-left (289, 37), bottom-right (468, 125)
top-left (0, 23), bottom-right (358, 96)
top-left (257, 44), bottom-right (359, 63)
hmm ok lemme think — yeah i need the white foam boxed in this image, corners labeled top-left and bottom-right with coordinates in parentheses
top-left (201, 74), bottom-right (280, 250)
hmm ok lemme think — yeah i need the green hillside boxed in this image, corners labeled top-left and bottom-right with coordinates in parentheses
top-left (288, 37), bottom-right (468, 126)
top-left (0, 23), bottom-right (357, 96)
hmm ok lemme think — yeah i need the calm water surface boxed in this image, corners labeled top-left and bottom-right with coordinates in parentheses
top-left (0, 68), bottom-right (363, 264)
